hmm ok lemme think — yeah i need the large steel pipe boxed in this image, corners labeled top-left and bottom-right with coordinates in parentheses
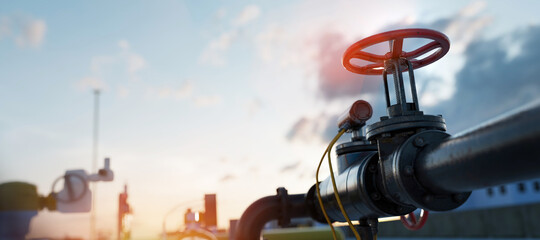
top-left (416, 102), bottom-right (540, 194)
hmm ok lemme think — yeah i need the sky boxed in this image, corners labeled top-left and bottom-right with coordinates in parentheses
top-left (1, 0), bottom-right (540, 239)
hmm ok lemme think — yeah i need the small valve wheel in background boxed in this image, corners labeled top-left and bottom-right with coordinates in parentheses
top-left (51, 174), bottom-right (88, 203)
top-left (400, 209), bottom-right (429, 231)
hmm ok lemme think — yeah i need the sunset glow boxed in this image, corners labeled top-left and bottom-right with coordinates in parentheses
top-left (2, 0), bottom-right (540, 239)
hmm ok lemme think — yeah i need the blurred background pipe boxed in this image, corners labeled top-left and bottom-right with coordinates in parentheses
top-left (234, 188), bottom-right (309, 240)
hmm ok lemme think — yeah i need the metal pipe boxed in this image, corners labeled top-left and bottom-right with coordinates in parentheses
top-left (234, 189), bottom-right (309, 240)
top-left (236, 102), bottom-right (540, 239)
top-left (382, 70), bottom-right (391, 108)
top-left (416, 101), bottom-right (540, 193)
top-left (392, 61), bottom-right (407, 113)
top-left (310, 151), bottom-right (395, 222)
top-left (91, 89), bottom-right (100, 240)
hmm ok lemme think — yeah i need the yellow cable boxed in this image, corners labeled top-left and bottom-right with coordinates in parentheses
top-left (328, 128), bottom-right (362, 240)
top-left (316, 144), bottom-right (338, 240)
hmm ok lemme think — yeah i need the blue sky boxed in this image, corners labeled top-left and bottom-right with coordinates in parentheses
top-left (1, 0), bottom-right (540, 239)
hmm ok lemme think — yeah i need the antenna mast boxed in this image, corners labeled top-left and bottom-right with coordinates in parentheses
top-left (90, 89), bottom-right (100, 240)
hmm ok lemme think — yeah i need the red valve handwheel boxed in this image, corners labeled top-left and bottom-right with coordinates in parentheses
top-left (342, 28), bottom-right (450, 75)
top-left (400, 209), bottom-right (429, 231)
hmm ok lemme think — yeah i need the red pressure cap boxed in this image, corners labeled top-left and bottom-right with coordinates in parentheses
top-left (337, 100), bottom-right (373, 130)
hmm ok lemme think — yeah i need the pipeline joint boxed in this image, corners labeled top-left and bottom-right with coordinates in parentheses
top-left (276, 187), bottom-right (290, 227)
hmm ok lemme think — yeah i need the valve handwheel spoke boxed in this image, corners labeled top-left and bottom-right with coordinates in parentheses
top-left (390, 38), bottom-right (404, 59)
top-left (343, 29), bottom-right (450, 75)
top-left (403, 40), bottom-right (440, 59)
top-left (400, 209), bottom-right (429, 231)
top-left (352, 51), bottom-right (386, 62)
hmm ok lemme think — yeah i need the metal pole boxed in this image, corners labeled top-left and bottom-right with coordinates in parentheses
top-left (416, 101), bottom-right (540, 193)
top-left (91, 89), bottom-right (100, 240)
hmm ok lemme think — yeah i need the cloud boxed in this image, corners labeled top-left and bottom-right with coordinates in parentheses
top-left (155, 81), bottom-right (194, 100)
top-left (316, 31), bottom-right (381, 100)
top-left (459, 0), bottom-right (487, 18)
top-left (19, 19), bottom-right (46, 47)
top-left (214, 8), bottom-right (227, 20)
top-left (286, 113), bottom-right (339, 143)
top-left (117, 86), bottom-right (130, 98)
top-left (78, 40), bottom-right (148, 92)
top-left (118, 40), bottom-right (147, 77)
top-left (88, 40), bottom-right (147, 78)
top-left (118, 39), bottom-right (130, 50)
top-left (246, 98), bottom-right (263, 116)
top-left (90, 55), bottom-right (116, 75)
top-left (438, 3), bottom-right (492, 54)
top-left (0, 16), bottom-right (47, 48)
top-left (126, 52), bottom-right (146, 74)
top-left (194, 95), bottom-right (222, 107)
top-left (280, 161), bottom-right (302, 173)
top-left (255, 24), bottom-right (319, 68)
top-left (176, 81), bottom-right (194, 98)
top-left (286, 117), bottom-right (312, 142)
top-left (248, 165), bottom-right (259, 174)
top-left (427, 25), bottom-right (540, 133)
top-left (234, 5), bottom-right (261, 26)
top-left (255, 25), bottom-right (285, 62)
top-left (199, 30), bottom-right (238, 66)
top-left (199, 5), bottom-right (260, 66)
top-left (220, 174), bottom-right (236, 182)
top-left (406, 2), bottom-right (491, 107)
top-left (0, 17), bottom-right (10, 39)
top-left (146, 81), bottom-right (223, 107)
top-left (76, 77), bottom-right (106, 91)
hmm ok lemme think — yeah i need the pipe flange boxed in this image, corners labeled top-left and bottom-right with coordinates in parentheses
top-left (305, 185), bottom-right (326, 223)
top-left (366, 115), bottom-right (446, 140)
top-left (336, 140), bottom-right (378, 174)
top-left (336, 140), bottom-right (378, 155)
top-left (386, 130), bottom-right (471, 211)
top-left (276, 187), bottom-right (290, 227)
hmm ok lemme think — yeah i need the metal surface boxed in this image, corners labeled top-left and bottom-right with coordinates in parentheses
top-left (235, 101), bottom-right (540, 239)
top-left (416, 102), bottom-right (540, 194)
top-left (381, 130), bottom-right (470, 211)
top-left (336, 140), bottom-right (377, 173)
top-left (365, 114), bottom-right (446, 140)
top-left (309, 151), bottom-right (394, 222)
top-left (366, 58), bottom-right (446, 140)
top-left (350, 129), bottom-right (367, 141)
top-left (91, 89), bottom-right (100, 240)
top-left (337, 100), bottom-right (373, 130)
top-left (390, 60), bottom-right (408, 113)
top-left (383, 59), bottom-right (421, 114)
top-left (235, 27), bottom-right (540, 240)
